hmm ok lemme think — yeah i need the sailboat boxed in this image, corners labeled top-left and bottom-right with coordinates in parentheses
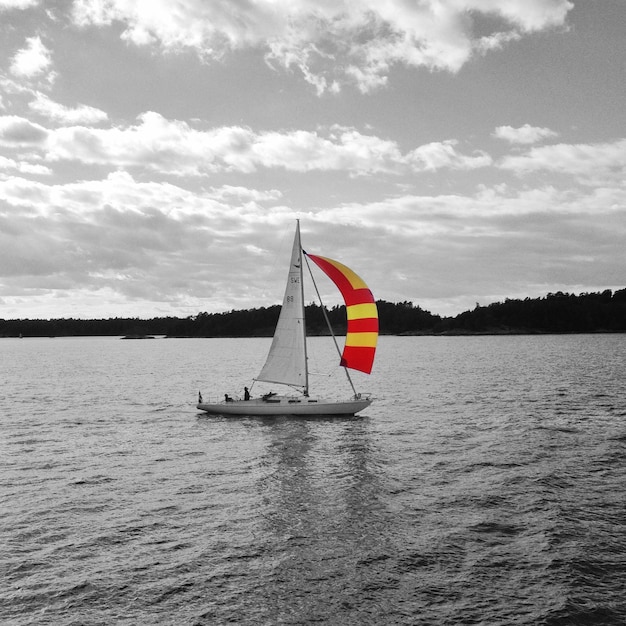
top-left (197, 221), bottom-right (378, 416)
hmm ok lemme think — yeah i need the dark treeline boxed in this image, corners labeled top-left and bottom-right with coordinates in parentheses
top-left (2, 289), bottom-right (625, 337)
top-left (439, 289), bottom-right (626, 334)
top-left (0, 301), bottom-right (439, 337)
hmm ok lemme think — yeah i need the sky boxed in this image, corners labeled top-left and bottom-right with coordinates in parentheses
top-left (1, 0), bottom-right (625, 319)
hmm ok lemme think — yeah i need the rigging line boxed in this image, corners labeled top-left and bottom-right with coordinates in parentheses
top-left (303, 252), bottom-right (358, 397)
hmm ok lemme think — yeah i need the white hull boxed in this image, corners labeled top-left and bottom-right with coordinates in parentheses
top-left (197, 395), bottom-right (372, 416)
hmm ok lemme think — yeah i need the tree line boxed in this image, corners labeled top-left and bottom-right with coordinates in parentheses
top-left (1, 289), bottom-right (625, 337)
top-left (441, 289), bottom-right (626, 334)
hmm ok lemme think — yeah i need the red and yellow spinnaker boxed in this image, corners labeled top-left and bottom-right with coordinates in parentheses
top-left (305, 253), bottom-right (378, 374)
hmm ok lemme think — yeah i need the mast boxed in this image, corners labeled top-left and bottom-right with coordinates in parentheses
top-left (296, 220), bottom-right (309, 396)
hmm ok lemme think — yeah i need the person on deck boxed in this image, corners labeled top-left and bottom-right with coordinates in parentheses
top-left (244, 387), bottom-right (250, 401)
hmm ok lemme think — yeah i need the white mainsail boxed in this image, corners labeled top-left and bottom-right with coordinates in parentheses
top-left (256, 224), bottom-right (308, 391)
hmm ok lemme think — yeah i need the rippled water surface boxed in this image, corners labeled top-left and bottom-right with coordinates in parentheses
top-left (2, 335), bottom-right (626, 625)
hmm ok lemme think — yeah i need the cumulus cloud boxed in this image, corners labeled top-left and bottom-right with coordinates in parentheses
top-left (0, 0), bottom-right (39, 9)
top-left (0, 115), bottom-right (48, 145)
top-left (0, 171), bottom-right (296, 315)
top-left (312, 181), bottom-right (626, 313)
top-left (209, 185), bottom-right (282, 203)
top-left (71, 0), bottom-right (573, 93)
top-left (10, 35), bottom-right (53, 79)
top-left (318, 184), bottom-right (604, 231)
top-left (22, 112), bottom-right (489, 176)
top-left (0, 155), bottom-right (51, 175)
top-left (407, 140), bottom-right (491, 171)
top-left (2, 161), bottom-right (624, 318)
top-left (493, 124), bottom-right (558, 144)
top-left (500, 138), bottom-right (626, 184)
top-left (28, 92), bottom-right (108, 125)
top-left (0, 171), bottom-right (280, 224)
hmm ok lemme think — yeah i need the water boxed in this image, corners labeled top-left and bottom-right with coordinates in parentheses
top-left (2, 335), bottom-right (626, 625)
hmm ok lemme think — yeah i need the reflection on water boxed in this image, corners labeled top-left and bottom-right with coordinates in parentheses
top-left (252, 417), bottom-right (396, 623)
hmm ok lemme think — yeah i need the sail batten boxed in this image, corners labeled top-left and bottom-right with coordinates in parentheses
top-left (305, 253), bottom-right (378, 375)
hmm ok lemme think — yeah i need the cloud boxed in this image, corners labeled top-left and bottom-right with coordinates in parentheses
top-left (0, 171), bottom-right (281, 224)
top-left (500, 138), bottom-right (626, 184)
top-left (8, 111), bottom-right (488, 176)
top-left (309, 180), bottom-right (626, 313)
top-left (0, 115), bottom-right (48, 145)
top-left (209, 185), bottom-right (282, 203)
top-left (1, 161), bottom-right (623, 318)
top-left (0, 0), bottom-right (39, 9)
top-left (9, 35), bottom-right (53, 79)
top-left (407, 140), bottom-right (491, 171)
top-left (493, 124), bottom-right (558, 144)
top-left (0, 171), bottom-right (296, 315)
top-left (28, 92), bottom-right (108, 125)
top-left (70, 0), bottom-right (573, 93)
top-left (0, 155), bottom-right (51, 175)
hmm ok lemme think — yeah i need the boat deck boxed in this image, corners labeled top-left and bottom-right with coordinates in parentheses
top-left (197, 394), bottom-right (372, 416)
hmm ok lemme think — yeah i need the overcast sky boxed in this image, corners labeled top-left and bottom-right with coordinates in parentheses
top-left (1, 0), bottom-right (624, 319)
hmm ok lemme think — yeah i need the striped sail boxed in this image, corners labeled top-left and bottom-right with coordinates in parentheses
top-left (305, 253), bottom-right (378, 374)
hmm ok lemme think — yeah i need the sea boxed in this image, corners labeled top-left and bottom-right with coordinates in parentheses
top-left (2, 334), bottom-right (626, 625)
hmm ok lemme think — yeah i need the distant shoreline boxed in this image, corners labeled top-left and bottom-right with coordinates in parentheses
top-left (0, 329), bottom-right (626, 340)
top-left (2, 289), bottom-right (625, 337)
